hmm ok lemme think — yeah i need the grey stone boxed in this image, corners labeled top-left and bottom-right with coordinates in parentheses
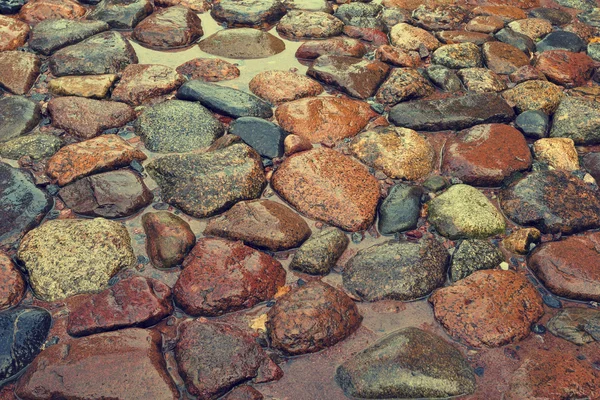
top-left (377, 184), bottom-right (422, 235)
top-left (0, 96), bottom-right (40, 143)
top-left (290, 227), bottom-right (348, 275)
top-left (0, 134), bottom-right (62, 160)
top-left (450, 239), bottom-right (504, 282)
top-left (29, 19), bottom-right (110, 56)
top-left (550, 96), bottom-right (600, 145)
top-left (515, 110), bottom-right (549, 139)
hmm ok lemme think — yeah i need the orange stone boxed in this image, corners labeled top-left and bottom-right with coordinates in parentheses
top-left (19, 0), bottom-right (87, 24)
top-left (0, 15), bottom-right (29, 51)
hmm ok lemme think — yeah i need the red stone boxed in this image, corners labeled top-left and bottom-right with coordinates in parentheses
top-left (266, 280), bottom-right (362, 355)
top-left (0, 16), bottom-right (29, 51)
top-left (176, 58), bottom-right (240, 82)
top-left (295, 37), bottom-right (367, 59)
top-left (535, 50), bottom-right (595, 87)
top-left (18, 0), bottom-right (86, 24)
top-left (343, 26), bottom-right (389, 47)
top-left (221, 386), bottom-right (264, 400)
top-left (15, 329), bottom-right (179, 400)
top-left (442, 123), bottom-right (532, 186)
top-left (509, 65), bottom-right (546, 84)
top-left (0, 251), bottom-right (25, 311)
top-left (142, 211), bottom-right (196, 269)
top-left (132, 6), bottom-right (203, 49)
top-left (67, 276), bottom-right (173, 337)
top-left (429, 270), bottom-right (544, 348)
top-left (0, 51), bottom-right (39, 96)
top-left (173, 237), bottom-right (286, 316)
top-left (375, 45), bottom-right (420, 67)
top-left (111, 64), bottom-right (185, 106)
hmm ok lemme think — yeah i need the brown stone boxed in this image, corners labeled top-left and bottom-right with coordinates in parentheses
top-left (501, 79), bottom-right (563, 114)
top-left (472, 5), bottom-right (527, 22)
top-left (142, 211), bottom-right (196, 269)
top-left (283, 134), bottom-right (312, 156)
top-left (111, 64), bottom-right (185, 106)
top-left (457, 68), bottom-right (507, 93)
top-left (67, 276), bottom-right (173, 337)
top-left (436, 30), bottom-right (494, 45)
top-left (532, 138), bottom-right (579, 171)
top-left (221, 386), bottom-right (264, 400)
top-left (466, 15), bottom-right (505, 33)
top-left (528, 232), bottom-right (600, 302)
top-left (534, 50), bottom-right (595, 87)
top-left (307, 55), bottom-right (390, 100)
top-left (15, 329), bottom-right (179, 400)
top-left (342, 26), bottom-right (389, 47)
top-left (276, 10), bottom-right (344, 39)
top-left (175, 320), bottom-right (282, 399)
top-left (295, 37), bottom-right (367, 59)
top-left (275, 96), bottom-right (377, 143)
top-left (412, 4), bottom-right (470, 31)
top-left (0, 51), bottom-right (40, 95)
top-left (266, 280), bottom-right (362, 355)
top-left (376, 68), bottom-right (434, 106)
top-left (176, 58), bottom-right (240, 82)
top-left (0, 251), bottom-right (25, 311)
top-left (429, 270), bottom-right (544, 348)
top-left (508, 65), bottom-right (547, 84)
top-left (173, 237), bottom-right (286, 316)
top-left (0, 16), bottom-right (29, 51)
top-left (483, 41), bottom-right (530, 75)
top-left (249, 70), bottom-right (323, 105)
top-left (48, 75), bottom-right (117, 99)
top-left (390, 23), bottom-right (440, 51)
top-left (155, 0), bottom-right (209, 12)
top-left (46, 134), bottom-right (147, 186)
top-left (502, 227), bottom-right (541, 254)
top-left (132, 6), bottom-right (203, 49)
top-left (504, 350), bottom-right (600, 400)
top-left (204, 199), bottom-right (311, 251)
top-left (48, 96), bottom-right (136, 139)
top-left (18, 0), bottom-right (86, 24)
top-left (442, 124), bottom-right (532, 187)
top-left (507, 18), bottom-right (552, 40)
top-left (272, 148), bottom-right (380, 231)
top-left (58, 170), bottom-right (153, 218)
top-left (375, 45), bottom-right (420, 67)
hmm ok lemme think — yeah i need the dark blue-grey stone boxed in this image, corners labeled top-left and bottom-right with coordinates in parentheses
top-left (0, 96), bottom-right (41, 144)
top-left (29, 19), bottom-right (110, 56)
top-left (536, 31), bottom-right (585, 53)
top-left (228, 117), bottom-right (286, 159)
top-left (0, 163), bottom-right (53, 248)
top-left (177, 80), bottom-right (273, 119)
top-left (377, 184), bottom-right (422, 235)
top-left (515, 110), bottom-right (549, 139)
top-left (388, 93), bottom-right (514, 131)
top-left (87, 0), bottom-right (153, 29)
top-left (495, 28), bottom-right (536, 55)
top-left (0, 0), bottom-right (25, 14)
top-left (0, 307), bottom-right (51, 383)
top-left (529, 8), bottom-right (572, 25)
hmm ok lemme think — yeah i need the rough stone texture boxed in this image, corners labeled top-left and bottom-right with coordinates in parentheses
top-left (534, 50), bottom-right (595, 87)
top-left (0, 162), bottom-right (52, 249)
top-left (584, 152), bottom-right (600, 183)
top-left (211, 0), bottom-right (286, 27)
top-left (375, 68), bottom-right (434, 105)
top-left (432, 43), bottom-right (483, 69)
top-left (46, 134), bottom-right (147, 186)
top-left (58, 170), bottom-right (153, 218)
top-left (249, 70), bottom-right (323, 105)
top-left (276, 10), bottom-right (344, 39)
top-left (88, 0), bottom-right (154, 29)
top-left (275, 96), bottom-right (376, 143)
top-left (528, 232), bottom-right (600, 302)
top-left (284, 134), bottom-right (312, 156)
top-left (67, 276), bottom-right (173, 336)
top-left (502, 227), bottom-right (541, 255)
top-left (290, 227), bottom-right (348, 275)
top-left (29, 19), bottom-right (109, 56)
top-left (537, 31), bottom-right (584, 53)
top-left (266, 280), bottom-right (362, 355)
top-left (350, 127), bottom-right (434, 180)
top-left (0, 307), bottom-right (51, 383)
top-left (425, 65), bottom-right (462, 92)
top-left (111, 64), bottom-right (185, 106)
top-left (503, 350), bottom-right (600, 400)
top-left (132, 6), bottom-right (203, 49)
top-left (457, 67), bottom-right (506, 93)
top-left (507, 18), bottom-right (552, 40)
top-left (343, 238), bottom-right (449, 301)
top-left (0, 252), bottom-right (25, 310)
top-left (175, 320), bottom-right (282, 399)
top-left (495, 27), bottom-right (536, 55)
top-left (515, 110), bottom-right (549, 139)
top-left (547, 307), bottom-right (600, 345)
top-left (176, 58), bottom-right (240, 82)
top-left (550, 97), bottom-right (600, 145)
top-left (389, 93), bottom-right (515, 131)
top-left (17, 218), bottom-right (136, 301)
top-left (173, 237), bottom-right (286, 316)
top-left (0, 15), bottom-right (29, 51)
top-left (532, 137), bottom-right (579, 171)
top-left (0, 51), bottom-right (40, 95)
top-left (147, 143), bottom-right (266, 218)
top-left (48, 96), bottom-right (136, 139)
top-left (429, 270), bottom-right (544, 347)
top-left (378, 184), bottom-right (422, 235)
top-left (0, 96), bottom-right (41, 143)
top-left (48, 74), bottom-right (117, 99)
top-left (501, 80), bottom-right (564, 114)
top-left (296, 37), bottom-right (367, 59)
top-left (437, 30), bottom-right (494, 45)
top-left (450, 239), bottom-right (504, 282)
top-left (472, 5), bottom-right (527, 22)
top-left (466, 15), bottom-right (505, 33)
top-left (177, 79), bottom-right (273, 119)
top-left (500, 170), bottom-right (600, 234)
top-left (49, 31), bottom-right (138, 77)
top-left (15, 329), bottom-right (179, 400)
top-left (199, 28), bottom-right (285, 59)
top-left (442, 124), bottom-right (532, 187)
top-left (142, 211), bottom-right (195, 269)
top-left (18, 0), bottom-right (86, 24)
top-left (204, 200), bottom-right (311, 251)
top-left (412, 4), bottom-right (469, 30)
top-left (482, 41), bottom-right (529, 75)
top-left (375, 45), bottom-right (420, 67)
top-left (307, 55), bottom-right (390, 99)
top-left (428, 184), bottom-right (506, 239)
top-left (229, 117), bottom-right (287, 159)
top-left (135, 99), bottom-right (224, 153)
top-left (222, 386), bottom-right (264, 400)
top-left (336, 328), bottom-right (476, 399)
top-left (272, 148), bottom-right (380, 231)
top-left (390, 22), bottom-right (440, 51)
